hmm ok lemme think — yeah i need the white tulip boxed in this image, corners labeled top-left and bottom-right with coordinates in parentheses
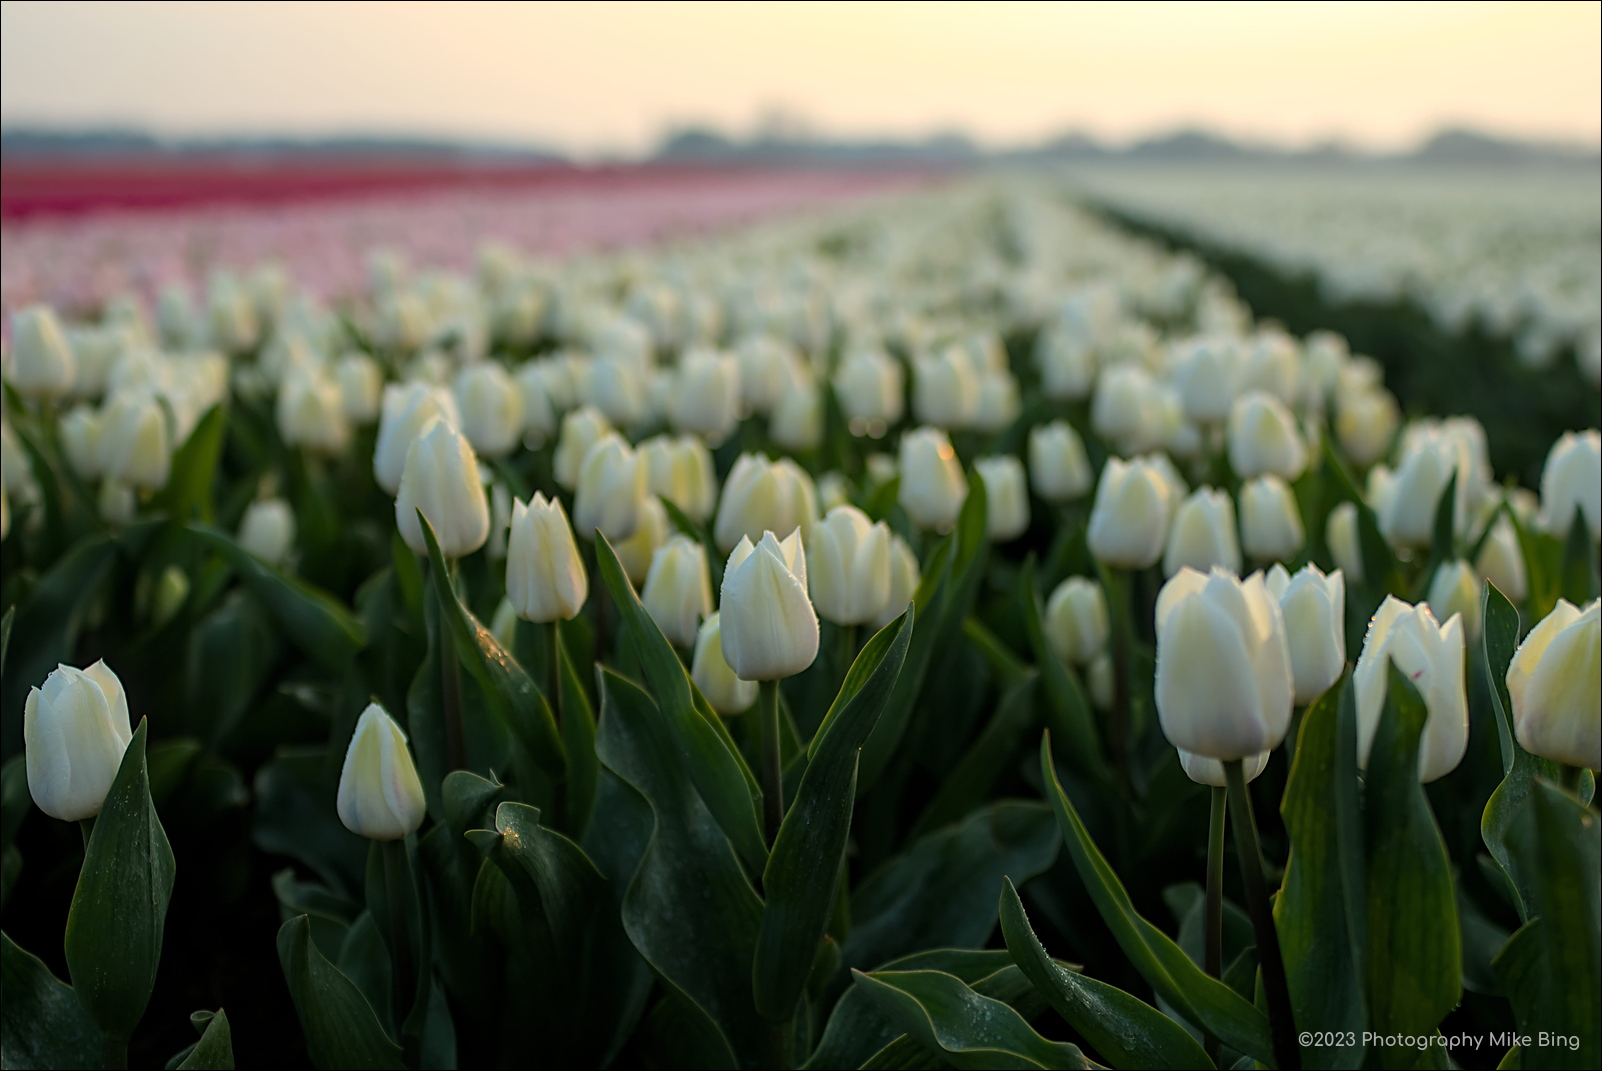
top-left (808, 505), bottom-right (892, 626)
top-left (1178, 749), bottom-right (1269, 788)
top-left (581, 354), bottom-right (648, 428)
top-left (719, 530), bottom-right (819, 681)
top-left (1326, 502), bottom-right (1366, 584)
top-left (25, 661), bottom-right (133, 821)
top-left (817, 471), bottom-right (853, 513)
top-left (871, 534), bottom-right (921, 630)
top-left (374, 382), bottom-right (459, 495)
top-left (1170, 337), bottom-right (1239, 424)
top-left (455, 362), bottom-right (524, 459)
top-left (1228, 391), bottom-right (1307, 481)
top-left (514, 361), bottom-right (559, 445)
top-left (1335, 389), bottom-right (1399, 468)
top-left (1086, 651), bottom-right (1115, 712)
top-left (1239, 475), bottom-right (1305, 563)
top-left (1163, 488), bottom-right (1242, 578)
top-left (1475, 514), bottom-right (1527, 603)
top-left (552, 405), bottom-right (613, 491)
top-left (238, 498), bottom-right (296, 566)
top-left (642, 535), bottom-right (713, 647)
top-left (1238, 330), bottom-right (1301, 404)
top-left (614, 495), bottom-right (670, 586)
top-left (9, 306), bottom-right (76, 399)
top-left (59, 406), bottom-right (103, 479)
top-left (713, 453), bottom-right (818, 552)
top-left (913, 346), bottom-right (980, 429)
top-left (692, 613), bottom-right (758, 715)
top-left (574, 433), bottom-right (646, 542)
top-left (1028, 421), bottom-right (1093, 503)
top-left (1506, 599), bottom-right (1600, 769)
top-left (506, 492), bottom-right (588, 622)
top-left (336, 703), bottom-right (426, 841)
top-left (973, 372), bottom-right (1022, 434)
top-left (1381, 422), bottom-right (1489, 547)
top-left (1154, 567), bottom-right (1294, 760)
top-left (1536, 429), bottom-right (1600, 541)
top-left (278, 367), bottom-right (350, 455)
top-left (1426, 559), bottom-right (1482, 640)
top-left (834, 346), bottom-right (904, 432)
top-left (98, 390), bottom-right (171, 491)
top-left (395, 419), bottom-right (491, 558)
top-left (771, 377), bottom-right (823, 452)
top-left (1353, 595), bottom-right (1467, 782)
top-left (336, 353), bottom-right (383, 424)
top-left (1091, 365), bottom-right (1158, 453)
top-left (639, 434), bottom-right (717, 522)
top-left (1045, 577), bottom-right (1109, 666)
top-left (670, 348), bottom-right (741, 444)
top-left (1087, 456), bottom-right (1174, 569)
top-left (975, 455), bottom-right (1029, 542)
top-left (1265, 563), bottom-right (1346, 704)
top-left (735, 333), bottom-right (805, 415)
top-left (898, 427), bottom-right (968, 533)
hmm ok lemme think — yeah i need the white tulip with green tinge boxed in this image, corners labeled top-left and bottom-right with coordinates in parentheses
top-left (506, 492), bottom-right (588, 623)
top-left (1265, 563), bottom-right (1346, 704)
top-left (713, 453), bottom-right (818, 552)
top-left (9, 305), bottom-right (76, 399)
top-left (976, 455), bottom-right (1030, 542)
top-left (1178, 748), bottom-right (1269, 787)
top-left (337, 703), bottom-right (426, 841)
top-left (574, 433), bottom-right (647, 542)
top-left (374, 382), bottom-right (459, 495)
top-left (25, 661), bottom-right (133, 822)
top-left (1087, 456), bottom-right (1174, 569)
top-left (238, 498), bottom-right (297, 566)
top-left (1164, 488), bottom-right (1242, 578)
top-left (719, 530), bottom-right (819, 681)
top-left (552, 405), bottom-right (613, 491)
top-left (395, 419), bottom-right (491, 558)
top-left (1426, 560), bottom-right (1482, 640)
top-left (1507, 599), bottom-right (1600, 769)
top-left (692, 613), bottom-right (758, 715)
top-left (1239, 475), bottom-right (1304, 563)
top-left (1045, 577), bottom-right (1109, 667)
top-left (1228, 391), bottom-right (1308, 480)
top-left (871, 535), bottom-right (921, 631)
top-left (898, 427), bottom-right (968, 533)
top-left (643, 534), bottom-right (714, 647)
top-left (1537, 429), bottom-right (1600, 541)
top-left (98, 389), bottom-right (172, 491)
top-left (455, 362), bottom-right (525, 459)
top-left (808, 505), bottom-right (892, 626)
top-left (1028, 420), bottom-right (1093, 503)
top-left (1155, 567), bottom-right (1294, 761)
top-left (1353, 595), bottom-right (1467, 783)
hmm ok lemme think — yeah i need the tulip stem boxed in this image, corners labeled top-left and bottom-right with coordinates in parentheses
top-left (1105, 568), bottom-right (1132, 775)
top-left (546, 620), bottom-right (561, 720)
top-left (1203, 785), bottom-right (1227, 1066)
top-left (438, 562), bottom-right (467, 772)
top-left (381, 838), bottom-right (418, 1044)
top-left (78, 817), bottom-right (95, 851)
top-left (1224, 759), bottom-right (1300, 1071)
top-left (839, 623), bottom-right (858, 683)
top-left (759, 680), bottom-right (784, 845)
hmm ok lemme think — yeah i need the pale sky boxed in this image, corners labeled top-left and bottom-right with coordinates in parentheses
top-left (2, 1), bottom-right (1597, 154)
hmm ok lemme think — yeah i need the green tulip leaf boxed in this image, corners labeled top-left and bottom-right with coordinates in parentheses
top-left (271, 868), bottom-right (359, 960)
top-left (851, 969), bottom-right (1090, 1070)
top-left (843, 800), bottom-right (1060, 987)
top-left (594, 533), bottom-right (767, 873)
top-left (419, 513), bottom-right (565, 780)
top-left (276, 914), bottom-right (404, 1069)
top-left (909, 672), bottom-right (1037, 840)
top-left (1276, 671), bottom-right (1366, 1069)
top-left (1560, 506), bottom-right (1599, 606)
top-left (557, 626), bottom-right (600, 837)
top-left (595, 665), bottom-right (769, 1066)
top-left (155, 404), bottom-right (226, 524)
top-left (1492, 779), bottom-right (1601, 1068)
top-left (1037, 732), bottom-right (1273, 1064)
top-left (755, 608), bottom-right (913, 1022)
top-left (1428, 470), bottom-right (1459, 576)
top-left (1, 604), bottom-right (15, 678)
top-left (806, 949), bottom-right (1040, 1071)
top-left (0, 932), bottom-right (101, 1070)
top-left (63, 719), bottom-right (176, 1045)
top-left (998, 877), bottom-right (1211, 1069)
top-left (174, 1008), bottom-right (234, 1069)
top-left (189, 524), bottom-right (364, 671)
top-left (1363, 667), bottom-right (1461, 1067)
top-left (1018, 557), bottom-right (1104, 775)
top-left (253, 747), bottom-right (368, 897)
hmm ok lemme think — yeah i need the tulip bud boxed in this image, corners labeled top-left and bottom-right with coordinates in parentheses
top-left (455, 362), bottom-right (524, 459)
top-left (639, 434), bottom-right (717, 523)
top-left (615, 495), bottom-right (670, 585)
top-left (1335, 389), bottom-right (1399, 469)
top-left (552, 405), bottom-right (613, 491)
top-left (871, 534), bottom-right (920, 630)
top-left (719, 530), bottom-right (818, 680)
top-left (490, 597), bottom-right (519, 650)
top-left (1238, 330), bottom-right (1301, 404)
top-left (817, 471), bottom-right (853, 513)
top-left (374, 382), bottom-right (459, 495)
top-left (973, 372), bottom-right (1022, 434)
top-left (771, 377), bottom-right (823, 452)
top-left (59, 406), bottom-right (103, 479)
top-left (10, 306), bottom-right (76, 399)
top-left (735, 333), bottom-right (805, 415)
top-left (898, 427), bottom-right (968, 532)
top-left (278, 367), bottom-right (350, 455)
top-left (1163, 488), bottom-right (1242, 577)
top-left (1506, 599), bottom-right (1600, 769)
top-left (834, 346), bottom-right (904, 433)
top-left (1092, 365), bottom-right (1158, 454)
top-left (336, 353), bottom-right (383, 424)
top-left (515, 361), bottom-right (559, 446)
top-left (641, 535), bottom-right (714, 647)
top-left (25, 661), bottom-right (133, 821)
top-left (581, 354), bottom-right (648, 428)
top-left (574, 433), bottom-right (646, 542)
top-left (1325, 502), bottom-right (1365, 584)
top-left (1228, 391), bottom-right (1307, 481)
top-left (396, 419), bottom-right (491, 558)
top-left (1155, 567), bottom-right (1294, 760)
top-left (1265, 563), bottom-right (1346, 704)
top-left (1170, 337), bottom-right (1239, 424)
top-left (208, 274), bottom-right (260, 354)
top-left (1087, 651), bottom-right (1115, 711)
top-left (1353, 595), bottom-right (1467, 782)
top-left (1475, 515), bottom-right (1527, 603)
top-left (1088, 456), bottom-right (1174, 569)
top-left (692, 613), bottom-right (758, 715)
top-left (1239, 475), bottom-right (1304, 563)
top-left (1028, 420), bottom-right (1092, 503)
top-left (1426, 560), bottom-right (1482, 640)
top-left (808, 506), bottom-right (893, 626)
top-left (1178, 748), bottom-right (1269, 788)
top-left (1036, 326), bottom-right (1097, 401)
top-left (670, 348), bottom-right (741, 444)
top-left (975, 455), bottom-right (1029, 542)
top-left (1379, 429), bottom-right (1465, 548)
top-left (98, 390), bottom-right (171, 491)
top-left (1536, 429), bottom-right (1600, 541)
top-left (238, 498), bottom-right (296, 566)
top-left (506, 492), bottom-right (587, 622)
top-left (336, 703), bottom-right (426, 840)
top-left (99, 479), bottom-right (136, 524)
top-left (1045, 576), bottom-right (1109, 666)
top-left (713, 453), bottom-right (818, 552)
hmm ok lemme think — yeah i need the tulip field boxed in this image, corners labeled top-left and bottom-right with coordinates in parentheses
top-left (0, 173), bottom-right (1598, 1070)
